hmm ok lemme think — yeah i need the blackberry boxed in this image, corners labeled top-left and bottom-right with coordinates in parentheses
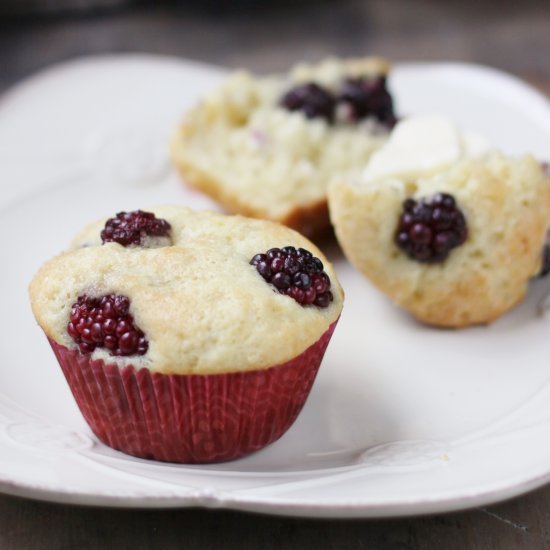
top-left (250, 246), bottom-right (333, 307)
top-left (395, 193), bottom-right (468, 263)
top-left (280, 83), bottom-right (336, 122)
top-left (337, 76), bottom-right (396, 127)
top-left (67, 294), bottom-right (148, 356)
top-left (101, 210), bottom-right (171, 247)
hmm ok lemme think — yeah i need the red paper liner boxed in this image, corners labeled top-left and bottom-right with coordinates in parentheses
top-left (48, 320), bottom-right (337, 464)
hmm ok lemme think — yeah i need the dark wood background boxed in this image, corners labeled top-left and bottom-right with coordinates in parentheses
top-left (2, 1), bottom-right (550, 548)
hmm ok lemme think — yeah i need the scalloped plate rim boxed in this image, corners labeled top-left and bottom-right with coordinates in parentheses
top-left (1, 54), bottom-right (550, 518)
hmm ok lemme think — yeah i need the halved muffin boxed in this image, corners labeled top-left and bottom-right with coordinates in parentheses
top-left (329, 115), bottom-right (550, 327)
top-left (171, 57), bottom-right (395, 240)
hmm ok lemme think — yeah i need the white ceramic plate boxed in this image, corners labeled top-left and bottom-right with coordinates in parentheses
top-left (1, 55), bottom-right (550, 518)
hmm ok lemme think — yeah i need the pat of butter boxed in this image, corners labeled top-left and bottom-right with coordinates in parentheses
top-left (362, 115), bottom-right (490, 182)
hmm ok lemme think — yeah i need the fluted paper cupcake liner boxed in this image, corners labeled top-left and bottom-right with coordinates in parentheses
top-left (48, 320), bottom-right (337, 464)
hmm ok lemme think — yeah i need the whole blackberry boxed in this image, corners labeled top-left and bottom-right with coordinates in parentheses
top-left (337, 76), bottom-right (396, 127)
top-left (250, 246), bottom-right (333, 308)
top-left (280, 83), bottom-right (336, 122)
top-left (67, 294), bottom-right (148, 356)
top-left (395, 193), bottom-right (468, 263)
top-left (101, 210), bottom-right (171, 247)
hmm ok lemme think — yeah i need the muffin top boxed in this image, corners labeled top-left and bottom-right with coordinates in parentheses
top-left (29, 206), bottom-right (343, 374)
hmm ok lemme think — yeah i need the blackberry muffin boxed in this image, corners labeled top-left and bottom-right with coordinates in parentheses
top-left (171, 57), bottom-right (396, 240)
top-left (328, 115), bottom-right (550, 328)
top-left (29, 206), bottom-right (343, 463)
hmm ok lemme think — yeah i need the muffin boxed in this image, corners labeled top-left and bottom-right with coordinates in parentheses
top-left (170, 57), bottom-right (396, 240)
top-left (328, 115), bottom-right (550, 327)
top-left (29, 206), bottom-right (343, 463)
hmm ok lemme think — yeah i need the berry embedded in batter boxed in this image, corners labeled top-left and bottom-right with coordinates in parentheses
top-left (67, 294), bottom-right (148, 356)
top-left (280, 83), bottom-right (336, 122)
top-left (395, 193), bottom-right (468, 263)
top-left (250, 246), bottom-right (333, 307)
top-left (101, 210), bottom-right (171, 247)
top-left (337, 76), bottom-right (396, 127)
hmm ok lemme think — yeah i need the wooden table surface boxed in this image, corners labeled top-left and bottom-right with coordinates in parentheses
top-left (1, 1), bottom-right (550, 548)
